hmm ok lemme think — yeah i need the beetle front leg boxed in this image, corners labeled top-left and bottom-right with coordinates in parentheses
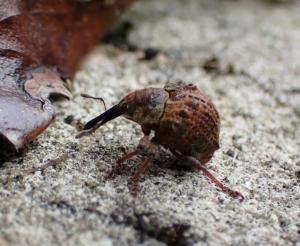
top-left (131, 159), bottom-right (151, 197)
top-left (107, 149), bottom-right (140, 179)
top-left (130, 136), bottom-right (161, 196)
top-left (107, 135), bottom-right (155, 179)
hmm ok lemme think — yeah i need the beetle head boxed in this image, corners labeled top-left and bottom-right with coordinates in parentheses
top-left (82, 88), bottom-right (168, 132)
top-left (120, 88), bottom-right (168, 129)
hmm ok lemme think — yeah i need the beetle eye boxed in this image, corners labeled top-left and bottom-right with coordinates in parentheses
top-left (122, 103), bottom-right (129, 110)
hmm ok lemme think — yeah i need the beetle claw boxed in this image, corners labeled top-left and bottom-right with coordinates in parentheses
top-left (230, 191), bottom-right (245, 202)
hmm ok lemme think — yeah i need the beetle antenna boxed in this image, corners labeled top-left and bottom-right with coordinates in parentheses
top-left (81, 93), bottom-right (106, 110)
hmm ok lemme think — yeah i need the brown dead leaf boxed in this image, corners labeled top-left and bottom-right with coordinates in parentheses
top-left (0, 0), bottom-right (135, 152)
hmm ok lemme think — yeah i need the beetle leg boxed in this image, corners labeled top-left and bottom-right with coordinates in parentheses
top-left (131, 159), bottom-right (151, 197)
top-left (81, 93), bottom-right (107, 110)
top-left (107, 135), bottom-right (154, 178)
top-left (130, 136), bottom-right (161, 196)
top-left (172, 151), bottom-right (244, 202)
top-left (196, 164), bottom-right (244, 202)
top-left (107, 149), bottom-right (140, 179)
top-left (129, 135), bottom-right (161, 196)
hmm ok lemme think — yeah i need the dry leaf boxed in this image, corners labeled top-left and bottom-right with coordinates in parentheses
top-left (0, 0), bottom-right (135, 152)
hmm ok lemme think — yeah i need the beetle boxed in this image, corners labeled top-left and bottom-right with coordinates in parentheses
top-left (77, 81), bottom-right (244, 201)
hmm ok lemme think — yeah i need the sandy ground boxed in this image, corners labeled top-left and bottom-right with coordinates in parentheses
top-left (0, 0), bottom-right (299, 245)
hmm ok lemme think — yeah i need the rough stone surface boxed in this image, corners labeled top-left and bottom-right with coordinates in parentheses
top-left (0, 0), bottom-right (299, 245)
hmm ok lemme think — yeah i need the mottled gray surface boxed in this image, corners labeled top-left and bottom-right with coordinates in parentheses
top-left (1, 0), bottom-right (300, 245)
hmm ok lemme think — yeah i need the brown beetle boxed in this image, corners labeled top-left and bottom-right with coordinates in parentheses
top-left (77, 81), bottom-right (244, 201)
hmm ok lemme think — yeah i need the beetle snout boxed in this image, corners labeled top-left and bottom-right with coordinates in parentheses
top-left (83, 104), bottom-right (124, 130)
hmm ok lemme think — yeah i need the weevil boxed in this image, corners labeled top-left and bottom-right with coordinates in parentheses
top-left (77, 81), bottom-right (244, 201)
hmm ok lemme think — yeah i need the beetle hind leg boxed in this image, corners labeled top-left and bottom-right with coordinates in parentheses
top-left (172, 150), bottom-right (244, 201)
top-left (196, 164), bottom-right (244, 202)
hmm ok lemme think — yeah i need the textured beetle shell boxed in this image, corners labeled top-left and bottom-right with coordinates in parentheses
top-left (154, 83), bottom-right (220, 165)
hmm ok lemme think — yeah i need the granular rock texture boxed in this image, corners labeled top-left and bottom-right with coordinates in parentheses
top-left (0, 0), bottom-right (299, 245)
